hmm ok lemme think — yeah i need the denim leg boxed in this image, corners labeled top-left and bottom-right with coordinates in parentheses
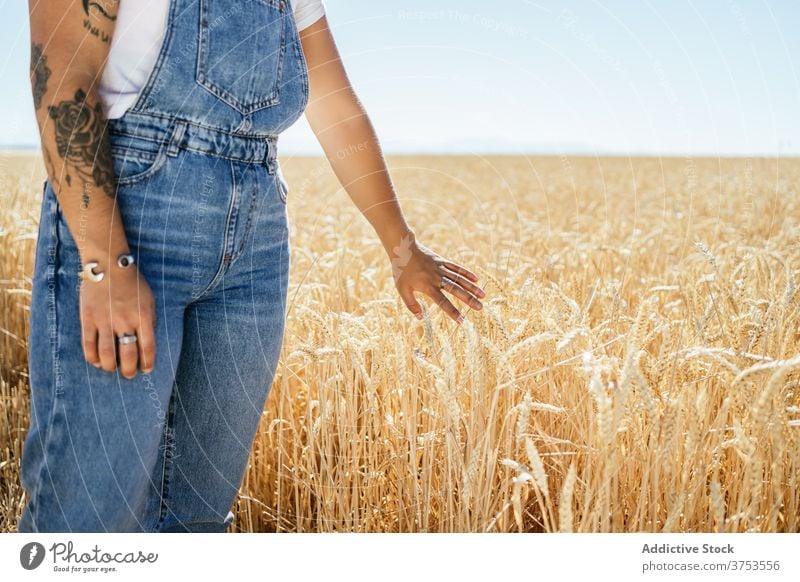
top-left (18, 181), bottom-right (60, 532)
top-left (18, 180), bottom-right (186, 533)
top-left (155, 163), bottom-right (290, 533)
top-left (155, 279), bottom-right (288, 532)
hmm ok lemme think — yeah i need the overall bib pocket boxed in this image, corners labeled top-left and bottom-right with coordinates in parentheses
top-left (196, 0), bottom-right (288, 114)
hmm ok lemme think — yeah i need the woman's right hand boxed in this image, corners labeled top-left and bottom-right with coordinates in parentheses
top-left (79, 261), bottom-right (157, 379)
top-left (28, 0), bottom-right (156, 380)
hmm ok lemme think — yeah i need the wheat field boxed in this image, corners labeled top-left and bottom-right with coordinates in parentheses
top-left (1, 152), bottom-right (799, 533)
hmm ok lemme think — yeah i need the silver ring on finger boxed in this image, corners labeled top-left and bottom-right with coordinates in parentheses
top-left (117, 332), bottom-right (138, 346)
top-left (440, 275), bottom-right (451, 290)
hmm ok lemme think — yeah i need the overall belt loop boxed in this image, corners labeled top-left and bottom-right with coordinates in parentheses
top-left (166, 120), bottom-right (188, 157)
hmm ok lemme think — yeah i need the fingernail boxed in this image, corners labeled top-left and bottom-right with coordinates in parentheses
top-left (456, 315), bottom-right (464, 324)
top-left (415, 312), bottom-right (423, 320)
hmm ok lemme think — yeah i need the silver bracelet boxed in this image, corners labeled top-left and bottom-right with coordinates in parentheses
top-left (117, 253), bottom-right (135, 269)
top-left (79, 261), bottom-right (105, 283)
top-left (78, 253), bottom-right (135, 283)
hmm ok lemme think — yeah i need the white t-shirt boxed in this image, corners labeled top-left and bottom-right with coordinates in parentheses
top-left (99, 0), bottom-right (326, 119)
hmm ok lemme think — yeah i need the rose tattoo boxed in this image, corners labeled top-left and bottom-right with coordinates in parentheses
top-left (48, 89), bottom-right (115, 196)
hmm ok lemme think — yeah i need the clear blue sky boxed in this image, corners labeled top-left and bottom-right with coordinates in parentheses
top-left (2, 0), bottom-right (798, 155)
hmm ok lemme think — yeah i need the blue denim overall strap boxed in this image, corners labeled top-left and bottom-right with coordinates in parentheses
top-left (112, 0), bottom-right (310, 141)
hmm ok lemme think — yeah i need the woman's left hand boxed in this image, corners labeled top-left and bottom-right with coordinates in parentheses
top-left (390, 236), bottom-right (486, 324)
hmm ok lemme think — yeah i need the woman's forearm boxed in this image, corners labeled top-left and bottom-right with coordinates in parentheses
top-left (300, 16), bottom-right (415, 257)
top-left (30, 1), bottom-right (130, 267)
top-left (34, 81), bottom-right (132, 263)
top-left (310, 105), bottom-right (416, 255)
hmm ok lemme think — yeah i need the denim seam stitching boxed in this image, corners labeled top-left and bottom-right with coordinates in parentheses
top-left (224, 159), bottom-right (241, 259)
top-left (196, 80), bottom-right (280, 115)
top-left (166, 121), bottom-right (188, 157)
top-left (28, 184), bottom-right (69, 530)
top-left (189, 161), bottom-right (239, 301)
top-left (230, 170), bottom-right (259, 262)
top-left (180, 144), bottom-right (267, 165)
top-left (22, 183), bottom-right (51, 531)
top-left (113, 120), bottom-right (183, 185)
top-left (129, 0), bottom-right (178, 113)
top-left (274, 167), bottom-right (288, 205)
top-left (274, 11), bottom-right (289, 101)
top-left (155, 387), bottom-right (177, 530)
top-left (292, 9), bottom-right (311, 109)
top-left (109, 134), bottom-right (164, 145)
top-left (109, 149), bottom-right (160, 162)
top-left (114, 145), bottom-right (170, 186)
top-left (145, 419), bottom-right (168, 532)
top-left (112, 111), bottom-right (281, 140)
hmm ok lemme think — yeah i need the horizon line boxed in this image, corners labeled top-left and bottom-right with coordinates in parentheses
top-left (1, 146), bottom-right (798, 159)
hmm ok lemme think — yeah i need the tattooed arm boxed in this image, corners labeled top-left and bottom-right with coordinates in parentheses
top-left (29, 0), bottom-right (157, 378)
top-left (30, 0), bottom-right (120, 235)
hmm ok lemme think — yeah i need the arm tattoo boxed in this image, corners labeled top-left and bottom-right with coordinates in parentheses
top-left (30, 43), bottom-right (51, 111)
top-left (82, 0), bottom-right (118, 20)
top-left (82, 0), bottom-right (118, 43)
top-left (43, 147), bottom-right (69, 193)
top-left (48, 89), bottom-right (115, 199)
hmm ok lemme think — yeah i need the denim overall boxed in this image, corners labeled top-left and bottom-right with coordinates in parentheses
top-left (19, 0), bottom-right (308, 532)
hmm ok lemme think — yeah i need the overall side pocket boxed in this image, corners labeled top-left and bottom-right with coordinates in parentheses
top-left (275, 163), bottom-right (289, 204)
top-left (109, 132), bottom-right (170, 186)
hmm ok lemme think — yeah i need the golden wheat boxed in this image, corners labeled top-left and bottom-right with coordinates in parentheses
top-left (1, 153), bottom-right (799, 532)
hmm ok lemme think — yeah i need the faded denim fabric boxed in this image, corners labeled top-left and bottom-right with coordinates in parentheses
top-left (19, 0), bottom-right (308, 532)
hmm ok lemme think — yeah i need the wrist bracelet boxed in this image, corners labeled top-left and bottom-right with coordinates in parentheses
top-left (117, 253), bottom-right (135, 269)
top-left (79, 261), bottom-right (105, 283)
top-left (78, 253), bottom-right (135, 283)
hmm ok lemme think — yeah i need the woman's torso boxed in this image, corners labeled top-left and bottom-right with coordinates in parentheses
top-left (98, 0), bottom-right (325, 121)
